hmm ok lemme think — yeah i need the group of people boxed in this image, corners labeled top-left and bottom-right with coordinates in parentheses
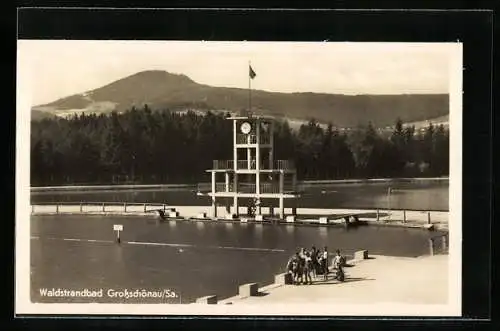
top-left (286, 246), bottom-right (345, 285)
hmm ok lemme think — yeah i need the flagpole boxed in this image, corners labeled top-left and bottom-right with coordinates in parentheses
top-left (248, 61), bottom-right (252, 117)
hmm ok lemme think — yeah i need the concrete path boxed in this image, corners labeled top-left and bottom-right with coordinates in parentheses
top-left (224, 254), bottom-right (448, 305)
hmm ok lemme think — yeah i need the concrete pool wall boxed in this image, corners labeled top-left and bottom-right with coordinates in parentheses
top-left (30, 203), bottom-right (448, 231)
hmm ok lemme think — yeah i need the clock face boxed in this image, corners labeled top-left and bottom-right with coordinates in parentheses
top-left (240, 122), bottom-right (252, 134)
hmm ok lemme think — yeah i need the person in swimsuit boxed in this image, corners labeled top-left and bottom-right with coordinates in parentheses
top-left (321, 246), bottom-right (329, 280)
top-left (332, 249), bottom-right (345, 281)
top-left (303, 252), bottom-right (313, 285)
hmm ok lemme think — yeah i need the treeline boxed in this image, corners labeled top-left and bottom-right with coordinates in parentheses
top-left (30, 106), bottom-right (449, 186)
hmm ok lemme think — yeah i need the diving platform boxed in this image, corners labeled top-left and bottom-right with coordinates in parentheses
top-left (197, 114), bottom-right (300, 219)
top-left (197, 191), bottom-right (300, 199)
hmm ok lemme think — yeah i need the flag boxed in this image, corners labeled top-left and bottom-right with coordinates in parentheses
top-left (249, 65), bottom-right (256, 79)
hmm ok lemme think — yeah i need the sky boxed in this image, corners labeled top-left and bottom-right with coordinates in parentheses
top-left (17, 40), bottom-right (460, 106)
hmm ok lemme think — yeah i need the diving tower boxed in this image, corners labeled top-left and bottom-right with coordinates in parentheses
top-left (197, 114), bottom-right (300, 219)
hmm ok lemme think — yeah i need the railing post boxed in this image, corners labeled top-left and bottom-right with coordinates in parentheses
top-left (80, 203), bottom-right (83, 213)
top-left (429, 238), bottom-right (434, 256)
top-left (56, 204), bottom-right (59, 214)
top-left (211, 171), bottom-right (216, 195)
top-left (376, 209), bottom-right (379, 222)
top-left (31, 205), bottom-right (34, 213)
top-left (144, 203), bottom-right (147, 213)
top-left (427, 211), bottom-right (431, 224)
top-left (102, 202), bottom-right (105, 212)
top-left (124, 202), bottom-right (127, 212)
top-left (403, 210), bottom-right (406, 223)
top-left (163, 204), bottom-right (166, 212)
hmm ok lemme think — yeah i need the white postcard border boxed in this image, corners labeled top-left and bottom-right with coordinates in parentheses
top-left (15, 41), bottom-right (463, 317)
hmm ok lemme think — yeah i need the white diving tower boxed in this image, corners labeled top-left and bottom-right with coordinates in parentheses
top-left (197, 114), bottom-right (300, 219)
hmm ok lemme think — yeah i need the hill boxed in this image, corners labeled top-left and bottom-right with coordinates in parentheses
top-left (31, 109), bottom-right (57, 121)
top-left (32, 70), bottom-right (449, 127)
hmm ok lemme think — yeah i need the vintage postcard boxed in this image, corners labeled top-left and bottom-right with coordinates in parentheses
top-left (16, 40), bottom-right (462, 316)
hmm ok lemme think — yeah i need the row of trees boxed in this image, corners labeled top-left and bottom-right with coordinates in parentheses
top-left (31, 106), bottom-right (449, 185)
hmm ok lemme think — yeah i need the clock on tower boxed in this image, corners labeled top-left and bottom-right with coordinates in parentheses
top-left (240, 122), bottom-right (252, 134)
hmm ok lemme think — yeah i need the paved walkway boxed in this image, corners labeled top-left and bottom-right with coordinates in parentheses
top-left (223, 254), bottom-right (448, 305)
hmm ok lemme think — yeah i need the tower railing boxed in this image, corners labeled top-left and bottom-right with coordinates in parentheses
top-left (236, 134), bottom-right (271, 145)
top-left (197, 182), bottom-right (299, 194)
top-left (212, 159), bottom-right (295, 171)
top-left (272, 160), bottom-right (294, 170)
top-left (213, 160), bottom-right (233, 170)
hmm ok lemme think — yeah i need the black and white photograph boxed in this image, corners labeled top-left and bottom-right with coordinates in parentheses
top-left (16, 40), bottom-right (462, 316)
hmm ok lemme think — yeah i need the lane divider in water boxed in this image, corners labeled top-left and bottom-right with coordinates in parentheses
top-left (127, 241), bottom-right (193, 248)
top-left (31, 236), bottom-right (115, 244)
top-left (214, 246), bottom-right (285, 253)
top-left (30, 236), bottom-right (285, 253)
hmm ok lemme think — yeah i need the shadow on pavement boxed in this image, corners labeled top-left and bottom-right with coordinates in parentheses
top-left (341, 277), bottom-right (375, 284)
top-left (304, 277), bottom-right (374, 285)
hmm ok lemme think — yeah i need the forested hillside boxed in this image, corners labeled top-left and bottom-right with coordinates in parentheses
top-left (30, 105), bottom-right (449, 186)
